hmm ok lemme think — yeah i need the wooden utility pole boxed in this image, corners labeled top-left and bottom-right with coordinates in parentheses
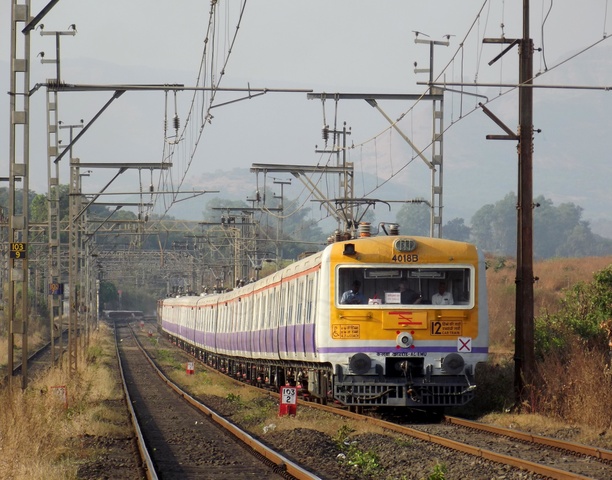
top-left (515, 0), bottom-right (536, 406)
top-left (482, 1), bottom-right (536, 406)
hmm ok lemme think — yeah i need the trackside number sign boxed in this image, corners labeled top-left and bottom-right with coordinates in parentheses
top-left (279, 386), bottom-right (297, 416)
top-left (10, 242), bottom-right (26, 259)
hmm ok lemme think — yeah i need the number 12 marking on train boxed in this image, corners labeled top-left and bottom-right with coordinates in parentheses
top-left (430, 320), bottom-right (462, 336)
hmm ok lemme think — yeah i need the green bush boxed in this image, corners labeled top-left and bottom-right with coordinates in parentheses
top-left (534, 265), bottom-right (612, 360)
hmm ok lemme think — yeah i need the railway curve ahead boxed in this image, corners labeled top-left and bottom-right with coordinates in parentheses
top-left (115, 320), bottom-right (317, 480)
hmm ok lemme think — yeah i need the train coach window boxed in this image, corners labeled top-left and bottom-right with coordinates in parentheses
top-left (338, 267), bottom-right (473, 306)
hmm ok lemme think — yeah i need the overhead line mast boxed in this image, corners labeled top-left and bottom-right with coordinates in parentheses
top-left (478, 1), bottom-right (535, 408)
top-left (307, 35), bottom-right (448, 238)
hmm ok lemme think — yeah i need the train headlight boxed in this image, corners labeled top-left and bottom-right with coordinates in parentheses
top-left (396, 332), bottom-right (413, 348)
top-left (349, 353), bottom-right (371, 374)
top-left (441, 353), bottom-right (465, 374)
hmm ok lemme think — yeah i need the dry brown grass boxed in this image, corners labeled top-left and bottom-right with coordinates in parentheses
top-left (145, 333), bottom-right (396, 442)
top-left (0, 323), bottom-right (130, 480)
top-left (266, 406), bottom-right (393, 439)
top-left (482, 255), bottom-right (612, 445)
top-left (535, 340), bottom-right (612, 431)
top-left (0, 338), bottom-right (7, 370)
top-left (486, 255), bottom-right (612, 352)
top-left (0, 384), bottom-right (74, 479)
top-left (0, 318), bottom-right (51, 370)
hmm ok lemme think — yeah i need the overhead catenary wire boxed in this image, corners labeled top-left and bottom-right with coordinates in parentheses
top-left (319, 1), bottom-right (612, 199)
top-left (276, 1), bottom-right (612, 235)
top-left (152, 0), bottom-right (249, 224)
top-left (605, 0), bottom-right (610, 37)
top-left (145, 0), bottom-right (612, 244)
top-left (540, 0), bottom-right (554, 72)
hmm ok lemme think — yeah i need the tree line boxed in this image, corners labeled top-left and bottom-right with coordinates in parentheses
top-left (3, 187), bottom-right (610, 260)
top-left (397, 192), bottom-right (612, 259)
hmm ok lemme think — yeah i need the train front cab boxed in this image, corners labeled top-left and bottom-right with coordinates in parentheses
top-left (324, 236), bottom-right (488, 408)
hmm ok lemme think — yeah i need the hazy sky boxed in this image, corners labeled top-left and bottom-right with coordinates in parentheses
top-left (2, 1), bottom-right (611, 228)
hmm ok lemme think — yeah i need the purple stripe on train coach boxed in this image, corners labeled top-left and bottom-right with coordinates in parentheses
top-left (304, 323), bottom-right (316, 354)
top-left (317, 346), bottom-right (489, 354)
top-left (240, 330), bottom-right (249, 352)
top-left (265, 328), bottom-right (274, 354)
top-left (278, 326), bottom-right (288, 353)
top-left (286, 325), bottom-right (296, 353)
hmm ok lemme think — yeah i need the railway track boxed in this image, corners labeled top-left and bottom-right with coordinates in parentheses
top-left (115, 320), bottom-right (320, 480)
top-left (365, 412), bottom-right (612, 479)
top-left (278, 400), bottom-right (612, 479)
top-left (1, 329), bottom-right (68, 386)
top-left (153, 319), bottom-right (612, 479)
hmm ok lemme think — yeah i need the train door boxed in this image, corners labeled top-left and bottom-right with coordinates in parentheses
top-left (179, 306), bottom-right (187, 341)
top-left (294, 278), bottom-right (306, 359)
top-left (229, 303), bottom-right (237, 354)
top-left (278, 283), bottom-right (289, 356)
top-left (211, 302), bottom-right (219, 353)
top-left (272, 287), bottom-right (281, 358)
top-left (244, 296), bottom-right (252, 357)
top-left (195, 305), bottom-right (202, 347)
top-left (220, 303), bottom-right (227, 353)
top-left (251, 295), bottom-right (260, 355)
top-left (201, 304), bottom-right (209, 350)
top-left (286, 282), bottom-right (298, 360)
top-left (306, 272), bottom-right (318, 356)
top-left (238, 298), bottom-right (245, 355)
top-left (258, 292), bottom-right (266, 355)
top-left (190, 306), bottom-right (196, 345)
top-left (263, 290), bottom-right (272, 356)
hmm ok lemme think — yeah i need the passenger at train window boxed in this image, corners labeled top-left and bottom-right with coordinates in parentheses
top-left (399, 282), bottom-right (422, 304)
top-left (432, 281), bottom-right (454, 305)
top-left (340, 280), bottom-right (366, 305)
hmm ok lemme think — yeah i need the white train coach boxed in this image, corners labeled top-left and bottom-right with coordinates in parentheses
top-left (158, 233), bottom-right (488, 409)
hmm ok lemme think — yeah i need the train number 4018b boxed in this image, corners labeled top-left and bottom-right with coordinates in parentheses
top-left (391, 254), bottom-right (418, 262)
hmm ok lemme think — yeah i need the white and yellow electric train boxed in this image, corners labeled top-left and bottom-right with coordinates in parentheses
top-left (158, 233), bottom-right (488, 409)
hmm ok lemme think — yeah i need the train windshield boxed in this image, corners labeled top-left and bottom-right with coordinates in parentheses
top-left (337, 266), bottom-right (472, 306)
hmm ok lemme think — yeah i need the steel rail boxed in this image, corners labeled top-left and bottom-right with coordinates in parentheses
top-left (113, 325), bottom-right (158, 480)
top-left (126, 322), bottom-right (321, 480)
top-left (166, 333), bottom-right (600, 480)
top-left (445, 415), bottom-right (612, 462)
top-left (288, 402), bottom-right (593, 480)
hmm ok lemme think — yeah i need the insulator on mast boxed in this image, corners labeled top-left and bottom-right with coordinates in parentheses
top-left (173, 114), bottom-right (180, 131)
top-left (322, 125), bottom-right (329, 141)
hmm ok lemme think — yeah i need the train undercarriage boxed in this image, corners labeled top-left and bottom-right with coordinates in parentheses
top-left (165, 333), bottom-right (476, 409)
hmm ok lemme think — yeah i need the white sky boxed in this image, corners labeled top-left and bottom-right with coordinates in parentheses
top-left (2, 0), bottom-right (612, 227)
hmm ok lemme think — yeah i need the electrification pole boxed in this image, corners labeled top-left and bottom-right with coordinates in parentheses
top-left (8, 0), bottom-right (32, 389)
top-left (481, 1), bottom-right (535, 407)
top-left (273, 178), bottom-right (291, 261)
top-left (516, 0), bottom-right (536, 406)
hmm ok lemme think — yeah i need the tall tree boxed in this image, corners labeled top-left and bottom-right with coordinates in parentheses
top-left (444, 217), bottom-right (471, 242)
top-left (471, 193), bottom-right (516, 255)
top-left (395, 202), bottom-right (430, 236)
top-left (471, 192), bottom-right (611, 258)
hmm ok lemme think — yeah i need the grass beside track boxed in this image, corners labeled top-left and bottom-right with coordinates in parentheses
top-left (0, 323), bottom-right (135, 480)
